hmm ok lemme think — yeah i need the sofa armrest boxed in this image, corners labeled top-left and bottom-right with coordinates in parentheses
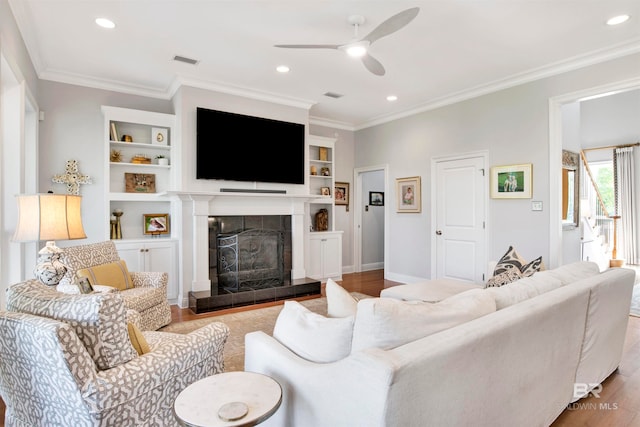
top-left (130, 271), bottom-right (168, 290)
top-left (245, 331), bottom-right (394, 427)
top-left (82, 322), bottom-right (230, 424)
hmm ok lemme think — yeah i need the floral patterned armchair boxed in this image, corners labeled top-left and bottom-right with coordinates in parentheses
top-left (0, 280), bottom-right (229, 426)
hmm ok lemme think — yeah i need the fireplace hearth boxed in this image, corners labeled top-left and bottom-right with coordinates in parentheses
top-left (188, 214), bottom-right (320, 313)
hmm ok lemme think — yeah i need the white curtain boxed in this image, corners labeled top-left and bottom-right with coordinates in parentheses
top-left (615, 147), bottom-right (638, 264)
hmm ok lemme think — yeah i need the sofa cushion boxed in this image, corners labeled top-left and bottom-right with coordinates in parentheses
top-left (351, 289), bottom-right (496, 353)
top-left (119, 286), bottom-right (167, 312)
top-left (273, 301), bottom-right (354, 363)
top-left (381, 279), bottom-right (482, 302)
top-left (6, 280), bottom-right (138, 370)
top-left (77, 260), bottom-right (133, 291)
top-left (485, 270), bottom-right (564, 309)
top-left (543, 261), bottom-right (600, 285)
top-left (326, 278), bottom-right (357, 318)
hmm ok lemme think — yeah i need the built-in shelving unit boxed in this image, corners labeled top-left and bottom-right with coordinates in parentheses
top-left (102, 105), bottom-right (179, 303)
top-left (306, 135), bottom-right (343, 282)
top-left (308, 135), bottom-right (336, 232)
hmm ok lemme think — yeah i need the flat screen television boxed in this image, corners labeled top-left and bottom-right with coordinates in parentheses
top-left (196, 107), bottom-right (305, 185)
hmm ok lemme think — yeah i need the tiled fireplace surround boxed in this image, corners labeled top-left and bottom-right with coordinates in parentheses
top-left (178, 192), bottom-right (321, 313)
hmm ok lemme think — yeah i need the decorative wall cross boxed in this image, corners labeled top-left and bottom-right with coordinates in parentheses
top-left (52, 159), bottom-right (92, 195)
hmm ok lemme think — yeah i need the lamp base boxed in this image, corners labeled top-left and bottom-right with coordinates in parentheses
top-left (34, 242), bottom-right (66, 286)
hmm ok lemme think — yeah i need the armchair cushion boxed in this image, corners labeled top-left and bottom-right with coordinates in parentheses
top-left (58, 241), bottom-right (122, 288)
top-left (7, 280), bottom-right (137, 370)
top-left (77, 259), bottom-right (134, 290)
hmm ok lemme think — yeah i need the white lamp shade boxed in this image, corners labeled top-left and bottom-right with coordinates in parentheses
top-left (13, 194), bottom-right (86, 242)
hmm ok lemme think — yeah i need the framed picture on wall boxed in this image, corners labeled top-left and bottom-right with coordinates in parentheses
top-left (335, 182), bottom-right (349, 206)
top-left (369, 191), bottom-right (384, 206)
top-left (396, 176), bottom-right (421, 213)
top-left (490, 164), bottom-right (532, 199)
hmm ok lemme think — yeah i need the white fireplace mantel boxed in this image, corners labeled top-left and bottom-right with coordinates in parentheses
top-left (165, 191), bottom-right (319, 295)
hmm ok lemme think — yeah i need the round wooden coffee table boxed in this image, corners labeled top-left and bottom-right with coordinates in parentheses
top-left (174, 371), bottom-right (282, 427)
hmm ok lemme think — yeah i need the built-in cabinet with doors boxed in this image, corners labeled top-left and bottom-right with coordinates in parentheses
top-left (115, 240), bottom-right (178, 301)
top-left (101, 106), bottom-right (179, 303)
top-left (306, 135), bottom-right (343, 282)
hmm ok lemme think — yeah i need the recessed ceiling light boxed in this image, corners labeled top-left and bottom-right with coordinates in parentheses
top-left (95, 18), bottom-right (116, 29)
top-left (276, 65), bottom-right (290, 73)
top-left (607, 14), bottom-right (630, 26)
top-left (387, 95), bottom-right (398, 102)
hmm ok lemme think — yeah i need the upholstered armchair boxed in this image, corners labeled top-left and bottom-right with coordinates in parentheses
top-left (1, 280), bottom-right (229, 426)
top-left (56, 240), bottom-right (172, 330)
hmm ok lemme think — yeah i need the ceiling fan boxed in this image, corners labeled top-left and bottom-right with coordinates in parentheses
top-left (274, 7), bottom-right (420, 76)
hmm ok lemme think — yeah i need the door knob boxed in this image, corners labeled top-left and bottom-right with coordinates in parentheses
top-left (436, 230), bottom-right (442, 235)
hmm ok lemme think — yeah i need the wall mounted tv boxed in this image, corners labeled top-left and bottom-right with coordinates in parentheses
top-left (196, 107), bottom-right (305, 185)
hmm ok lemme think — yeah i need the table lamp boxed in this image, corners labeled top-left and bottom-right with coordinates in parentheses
top-left (12, 193), bottom-right (87, 285)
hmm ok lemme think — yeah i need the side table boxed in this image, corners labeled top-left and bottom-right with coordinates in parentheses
top-left (174, 371), bottom-right (282, 427)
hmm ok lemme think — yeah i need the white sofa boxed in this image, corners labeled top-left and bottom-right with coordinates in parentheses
top-left (245, 262), bottom-right (635, 427)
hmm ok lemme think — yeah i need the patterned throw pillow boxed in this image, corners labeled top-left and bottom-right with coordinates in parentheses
top-left (488, 246), bottom-right (544, 287)
top-left (128, 322), bottom-right (151, 355)
top-left (77, 260), bottom-right (133, 291)
top-left (492, 246), bottom-right (527, 276)
top-left (485, 268), bottom-right (523, 288)
top-left (520, 256), bottom-right (544, 277)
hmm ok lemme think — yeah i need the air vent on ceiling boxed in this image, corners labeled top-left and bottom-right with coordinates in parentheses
top-left (323, 92), bottom-right (344, 99)
top-left (324, 92), bottom-right (344, 99)
top-left (173, 55), bottom-right (199, 65)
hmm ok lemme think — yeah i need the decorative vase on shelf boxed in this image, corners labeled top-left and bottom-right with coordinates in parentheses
top-left (157, 158), bottom-right (169, 166)
top-left (112, 210), bottom-right (123, 239)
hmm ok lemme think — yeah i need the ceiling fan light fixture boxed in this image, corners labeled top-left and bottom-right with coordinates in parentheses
top-left (346, 42), bottom-right (369, 58)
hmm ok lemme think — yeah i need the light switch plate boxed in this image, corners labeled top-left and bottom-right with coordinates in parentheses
top-left (532, 201), bottom-right (543, 211)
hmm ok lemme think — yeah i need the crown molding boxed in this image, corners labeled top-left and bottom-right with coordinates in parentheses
top-left (169, 75), bottom-right (316, 110)
top-left (355, 37), bottom-right (640, 130)
top-left (309, 116), bottom-right (355, 131)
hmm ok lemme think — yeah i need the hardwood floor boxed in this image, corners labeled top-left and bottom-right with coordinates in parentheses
top-left (2, 270), bottom-right (639, 426)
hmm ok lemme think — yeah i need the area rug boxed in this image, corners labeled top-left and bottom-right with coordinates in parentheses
top-left (160, 293), bottom-right (369, 372)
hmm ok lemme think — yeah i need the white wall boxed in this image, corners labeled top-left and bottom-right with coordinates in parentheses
top-left (36, 81), bottom-right (173, 244)
top-left (354, 53), bottom-right (640, 282)
top-left (0, 0), bottom-right (39, 305)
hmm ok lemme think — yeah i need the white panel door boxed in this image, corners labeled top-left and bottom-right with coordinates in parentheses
top-left (435, 156), bottom-right (486, 283)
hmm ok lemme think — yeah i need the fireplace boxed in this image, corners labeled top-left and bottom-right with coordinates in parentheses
top-left (216, 229), bottom-right (285, 291)
top-left (188, 213), bottom-right (320, 312)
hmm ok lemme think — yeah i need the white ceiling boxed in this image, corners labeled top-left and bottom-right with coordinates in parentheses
top-left (8, 1), bottom-right (640, 130)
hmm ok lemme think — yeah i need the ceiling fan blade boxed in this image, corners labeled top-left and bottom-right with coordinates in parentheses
top-left (362, 7), bottom-right (420, 45)
top-left (361, 54), bottom-right (385, 76)
top-left (274, 44), bottom-right (340, 49)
